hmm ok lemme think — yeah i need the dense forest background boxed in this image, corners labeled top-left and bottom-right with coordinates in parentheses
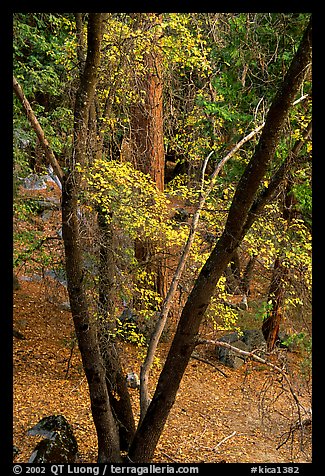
top-left (13, 13), bottom-right (312, 464)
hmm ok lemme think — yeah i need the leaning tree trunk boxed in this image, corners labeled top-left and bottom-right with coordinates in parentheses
top-left (128, 17), bottom-right (312, 462)
top-left (61, 13), bottom-right (122, 463)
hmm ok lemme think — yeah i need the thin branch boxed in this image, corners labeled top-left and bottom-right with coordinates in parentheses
top-left (213, 431), bottom-right (237, 451)
top-left (13, 76), bottom-right (64, 184)
top-left (197, 338), bottom-right (308, 423)
top-left (293, 94), bottom-right (309, 106)
top-left (139, 123), bottom-right (265, 423)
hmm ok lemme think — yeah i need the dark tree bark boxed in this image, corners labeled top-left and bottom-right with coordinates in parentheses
top-left (128, 17), bottom-right (312, 462)
top-left (225, 249), bottom-right (242, 294)
top-left (74, 13), bottom-right (86, 72)
top-left (99, 333), bottom-right (136, 450)
top-left (75, 13), bottom-right (136, 452)
top-left (61, 13), bottom-right (122, 463)
top-left (97, 210), bottom-right (136, 450)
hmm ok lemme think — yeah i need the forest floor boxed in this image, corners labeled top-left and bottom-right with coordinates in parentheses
top-left (13, 178), bottom-right (312, 464)
top-left (13, 278), bottom-right (312, 464)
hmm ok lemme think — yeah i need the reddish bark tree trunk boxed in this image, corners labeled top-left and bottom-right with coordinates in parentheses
top-left (130, 13), bottom-right (167, 302)
top-left (261, 117), bottom-right (312, 352)
top-left (262, 257), bottom-right (288, 351)
top-left (129, 14), bottom-right (165, 191)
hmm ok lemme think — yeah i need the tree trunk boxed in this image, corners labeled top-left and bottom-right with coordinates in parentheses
top-left (242, 253), bottom-right (258, 296)
top-left (260, 122), bottom-right (312, 352)
top-left (99, 333), bottom-right (136, 450)
top-left (130, 13), bottom-right (168, 304)
top-left (262, 257), bottom-right (288, 351)
top-left (62, 177), bottom-right (121, 463)
top-left (129, 13), bottom-right (165, 191)
top-left (225, 249), bottom-right (242, 294)
top-left (128, 17), bottom-right (312, 462)
top-left (97, 210), bottom-right (136, 450)
top-left (61, 13), bottom-right (122, 463)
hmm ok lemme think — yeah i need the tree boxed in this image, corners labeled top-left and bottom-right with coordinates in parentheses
top-left (262, 120), bottom-right (312, 351)
top-left (127, 17), bottom-right (312, 461)
top-left (127, 13), bottom-right (168, 308)
top-left (60, 14), bottom-right (122, 462)
top-left (129, 13), bottom-right (165, 192)
top-left (13, 14), bottom-right (312, 463)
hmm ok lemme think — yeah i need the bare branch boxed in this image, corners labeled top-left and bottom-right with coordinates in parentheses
top-left (139, 123), bottom-right (265, 422)
top-left (13, 75), bottom-right (64, 185)
top-left (293, 93), bottom-right (309, 106)
top-left (197, 338), bottom-right (309, 424)
top-left (191, 353), bottom-right (229, 378)
top-left (213, 431), bottom-right (237, 451)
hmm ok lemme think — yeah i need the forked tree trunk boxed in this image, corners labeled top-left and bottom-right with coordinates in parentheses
top-left (61, 14), bottom-right (122, 463)
top-left (75, 10), bottom-right (137, 450)
top-left (128, 18), bottom-right (312, 462)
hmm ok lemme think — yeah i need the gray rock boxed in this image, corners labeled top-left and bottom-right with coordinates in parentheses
top-left (44, 269), bottom-right (67, 287)
top-left (218, 331), bottom-right (241, 344)
top-left (36, 197), bottom-right (60, 212)
top-left (20, 274), bottom-right (42, 282)
top-left (216, 329), bottom-right (266, 369)
top-left (40, 209), bottom-right (53, 221)
top-left (28, 415), bottom-right (78, 463)
top-left (242, 329), bottom-right (265, 350)
top-left (58, 301), bottom-right (71, 311)
top-left (126, 372), bottom-right (140, 389)
top-left (23, 174), bottom-right (47, 190)
top-left (217, 339), bottom-right (249, 369)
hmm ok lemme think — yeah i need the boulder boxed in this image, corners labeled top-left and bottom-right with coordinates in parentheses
top-left (118, 308), bottom-right (141, 335)
top-left (216, 333), bottom-right (249, 369)
top-left (22, 174), bottom-right (47, 191)
top-left (242, 329), bottom-right (265, 350)
top-left (28, 415), bottom-right (78, 463)
top-left (216, 329), bottom-right (266, 369)
top-left (126, 372), bottom-right (140, 389)
top-left (44, 269), bottom-right (67, 287)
